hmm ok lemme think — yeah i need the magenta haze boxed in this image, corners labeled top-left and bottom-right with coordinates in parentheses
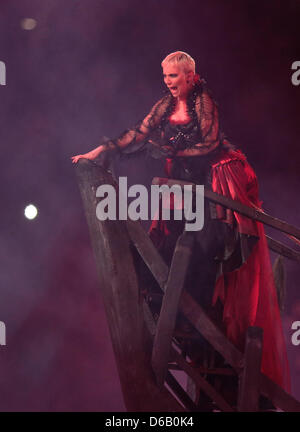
top-left (0, 61), bottom-right (6, 85)
top-left (291, 61), bottom-right (300, 86)
top-left (95, 177), bottom-right (205, 231)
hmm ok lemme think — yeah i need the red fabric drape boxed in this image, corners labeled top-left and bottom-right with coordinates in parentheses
top-left (211, 150), bottom-right (290, 392)
top-left (149, 149), bottom-right (290, 392)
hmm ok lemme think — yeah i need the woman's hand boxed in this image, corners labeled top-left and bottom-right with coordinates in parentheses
top-left (71, 146), bottom-right (105, 164)
top-left (71, 154), bottom-right (86, 163)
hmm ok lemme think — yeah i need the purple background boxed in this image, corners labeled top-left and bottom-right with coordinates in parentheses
top-left (0, 0), bottom-right (300, 411)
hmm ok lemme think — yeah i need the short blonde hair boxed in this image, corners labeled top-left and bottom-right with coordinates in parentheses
top-left (161, 51), bottom-right (195, 74)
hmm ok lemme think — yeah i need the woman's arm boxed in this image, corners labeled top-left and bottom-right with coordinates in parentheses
top-left (71, 142), bottom-right (109, 163)
top-left (176, 90), bottom-right (220, 157)
top-left (71, 95), bottom-right (170, 163)
top-left (71, 121), bottom-right (150, 164)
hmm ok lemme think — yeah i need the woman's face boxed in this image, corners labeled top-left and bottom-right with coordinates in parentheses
top-left (162, 63), bottom-right (192, 99)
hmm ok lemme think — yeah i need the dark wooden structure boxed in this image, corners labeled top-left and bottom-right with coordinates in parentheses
top-left (75, 159), bottom-right (300, 412)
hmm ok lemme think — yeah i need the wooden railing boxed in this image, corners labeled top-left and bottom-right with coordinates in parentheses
top-left (74, 160), bottom-right (300, 412)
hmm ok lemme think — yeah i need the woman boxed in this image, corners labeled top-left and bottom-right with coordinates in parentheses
top-left (72, 51), bottom-right (290, 393)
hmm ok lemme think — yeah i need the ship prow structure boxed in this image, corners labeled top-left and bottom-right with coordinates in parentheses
top-left (74, 159), bottom-right (300, 412)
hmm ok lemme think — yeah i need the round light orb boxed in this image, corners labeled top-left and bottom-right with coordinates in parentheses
top-left (24, 204), bottom-right (38, 220)
top-left (20, 18), bottom-right (37, 31)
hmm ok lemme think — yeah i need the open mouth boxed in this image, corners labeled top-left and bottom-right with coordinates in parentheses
top-left (169, 86), bottom-right (177, 91)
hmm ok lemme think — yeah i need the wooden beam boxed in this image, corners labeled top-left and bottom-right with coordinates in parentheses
top-left (126, 219), bottom-right (169, 288)
top-left (182, 366), bottom-right (236, 376)
top-left (143, 300), bottom-right (235, 412)
top-left (165, 372), bottom-right (198, 411)
top-left (237, 327), bottom-right (263, 412)
top-left (74, 160), bottom-right (184, 412)
top-left (152, 232), bottom-right (194, 387)
top-left (260, 373), bottom-right (300, 412)
top-left (171, 349), bottom-right (235, 412)
top-left (152, 178), bottom-right (300, 241)
top-left (179, 291), bottom-right (244, 372)
top-left (266, 235), bottom-right (300, 263)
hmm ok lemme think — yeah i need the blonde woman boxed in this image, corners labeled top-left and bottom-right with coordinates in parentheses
top-left (72, 51), bottom-right (290, 393)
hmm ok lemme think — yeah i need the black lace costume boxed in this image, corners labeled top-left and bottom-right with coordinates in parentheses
top-left (104, 80), bottom-right (290, 392)
top-left (112, 80), bottom-right (225, 158)
top-left (110, 80), bottom-right (235, 311)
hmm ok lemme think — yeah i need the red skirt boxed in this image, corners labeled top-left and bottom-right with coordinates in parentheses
top-left (211, 149), bottom-right (290, 392)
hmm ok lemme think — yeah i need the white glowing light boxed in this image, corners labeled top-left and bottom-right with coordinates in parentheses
top-left (24, 204), bottom-right (38, 220)
top-left (20, 18), bottom-right (37, 31)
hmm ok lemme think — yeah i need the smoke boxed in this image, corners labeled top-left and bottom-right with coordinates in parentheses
top-left (1, 0), bottom-right (300, 410)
